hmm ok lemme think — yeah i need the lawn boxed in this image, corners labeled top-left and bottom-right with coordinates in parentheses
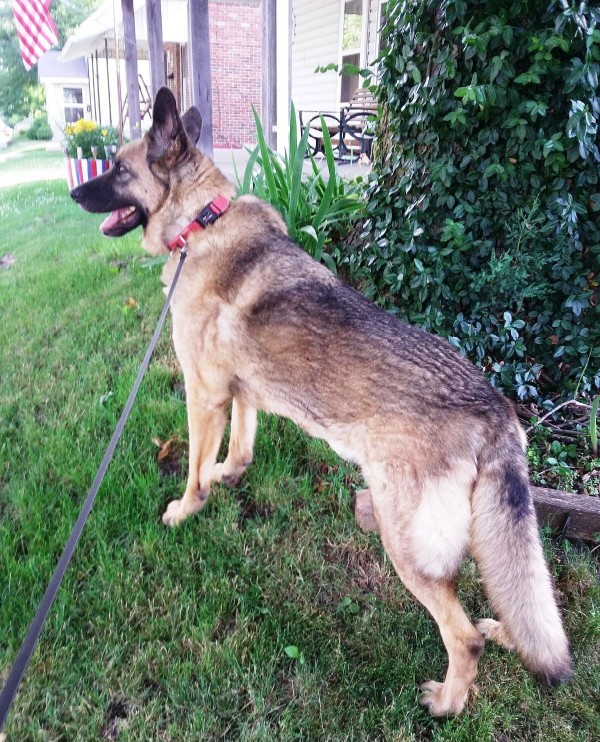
top-left (0, 140), bottom-right (65, 189)
top-left (0, 161), bottom-right (598, 741)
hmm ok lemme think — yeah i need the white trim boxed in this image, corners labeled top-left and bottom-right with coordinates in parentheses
top-left (276, 0), bottom-right (291, 153)
top-left (38, 75), bottom-right (89, 84)
top-left (338, 0), bottom-right (368, 106)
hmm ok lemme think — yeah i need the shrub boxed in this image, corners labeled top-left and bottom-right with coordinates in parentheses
top-left (350, 0), bottom-right (600, 402)
top-left (27, 115), bottom-right (52, 140)
top-left (236, 104), bottom-right (363, 272)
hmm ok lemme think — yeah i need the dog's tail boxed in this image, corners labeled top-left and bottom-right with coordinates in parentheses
top-left (471, 420), bottom-right (572, 685)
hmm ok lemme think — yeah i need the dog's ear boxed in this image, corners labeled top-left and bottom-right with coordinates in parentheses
top-left (147, 87), bottom-right (188, 165)
top-left (181, 107), bottom-right (202, 147)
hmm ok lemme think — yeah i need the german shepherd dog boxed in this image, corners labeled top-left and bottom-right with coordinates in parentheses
top-left (71, 88), bottom-right (571, 716)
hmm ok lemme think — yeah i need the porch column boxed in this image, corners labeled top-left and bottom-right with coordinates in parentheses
top-left (261, 0), bottom-right (277, 148)
top-left (275, 0), bottom-right (291, 153)
top-left (105, 38), bottom-right (113, 126)
top-left (146, 0), bottom-right (165, 99)
top-left (122, 0), bottom-right (142, 139)
top-left (188, 0), bottom-right (213, 157)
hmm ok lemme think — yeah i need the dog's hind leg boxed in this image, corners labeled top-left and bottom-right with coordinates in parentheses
top-left (212, 397), bottom-right (257, 487)
top-left (162, 384), bottom-right (228, 527)
top-left (370, 463), bottom-right (483, 717)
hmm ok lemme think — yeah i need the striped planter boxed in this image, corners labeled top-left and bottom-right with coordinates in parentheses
top-left (65, 157), bottom-right (111, 189)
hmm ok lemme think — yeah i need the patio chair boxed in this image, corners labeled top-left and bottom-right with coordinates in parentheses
top-left (331, 87), bottom-right (378, 162)
top-left (298, 110), bottom-right (343, 158)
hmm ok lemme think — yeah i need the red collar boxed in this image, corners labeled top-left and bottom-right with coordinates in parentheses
top-left (167, 195), bottom-right (230, 251)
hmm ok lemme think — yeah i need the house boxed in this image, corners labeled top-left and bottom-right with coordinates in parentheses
top-left (37, 52), bottom-right (92, 142)
top-left (266, 0), bottom-right (385, 157)
top-left (52, 0), bottom-right (385, 155)
top-left (289, 0), bottom-right (387, 114)
top-left (59, 0), bottom-right (261, 149)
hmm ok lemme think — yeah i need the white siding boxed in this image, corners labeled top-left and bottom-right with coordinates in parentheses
top-left (291, 0), bottom-right (341, 113)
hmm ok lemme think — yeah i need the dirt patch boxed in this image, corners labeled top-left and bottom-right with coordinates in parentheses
top-left (153, 436), bottom-right (187, 477)
top-left (236, 488), bottom-right (275, 527)
top-left (101, 696), bottom-right (129, 740)
top-left (167, 371), bottom-right (186, 400)
top-left (109, 259), bottom-right (129, 272)
top-left (141, 677), bottom-right (165, 699)
top-left (322, 539), bottom-right (389, 595)
top-left (210, 611), bottom-right (237, 642)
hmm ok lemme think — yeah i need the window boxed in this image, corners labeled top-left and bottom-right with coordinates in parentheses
top-left (340, 0), bottom-right (365, 103)
top-left (64, 87), bottom-right (84, 124)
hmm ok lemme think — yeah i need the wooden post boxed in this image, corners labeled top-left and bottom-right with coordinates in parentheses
top-left (146, 0), bottom-right (165, 100)
top-left (122, 0), bottom-right (142, 140)
top-left (95, 50), bottom-right (102, 123)
top-left (89, 54), bottom-right (96, 120)
top-left (261, 0), bottom-right (276, 148)
top-left (275, 0), bottom-right (291, 153)
top-left (105, 38), bottom-right (113, 126)
top-left (188, 0), bottom-right (213, 158)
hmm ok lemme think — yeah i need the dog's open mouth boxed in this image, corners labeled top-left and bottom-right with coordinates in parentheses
top-left (100, 206), bottom-right (144, 237)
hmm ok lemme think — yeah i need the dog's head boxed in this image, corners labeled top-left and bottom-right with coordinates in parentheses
top-left (70, 87), bottom-right (202, 238)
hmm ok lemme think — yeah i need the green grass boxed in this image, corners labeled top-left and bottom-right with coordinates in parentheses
top-left (0, 172), bottom-right (599, 741)
top-left (0, 140), bottom-right (65, 188)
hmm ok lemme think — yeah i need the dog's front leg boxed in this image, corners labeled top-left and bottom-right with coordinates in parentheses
top-left (162, 387), bottom-right (228, 527)
top-left (212, 397), bottom-right (257, 487)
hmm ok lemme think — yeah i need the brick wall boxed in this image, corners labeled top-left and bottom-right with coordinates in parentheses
top-left (210, 1), bottom-right (261, 148)
top-left (164, 2), bottom-right (261, 149)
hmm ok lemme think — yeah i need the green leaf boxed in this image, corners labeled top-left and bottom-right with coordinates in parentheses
top-left (590, 395), bottom-right (600, 455)
top-left (299, 224), bottom-right (318, 243)
top-left (252, 105), bottom-right (278, 203)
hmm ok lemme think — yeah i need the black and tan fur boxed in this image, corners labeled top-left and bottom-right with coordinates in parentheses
top-left (71, 88), bottom-right (572, 716)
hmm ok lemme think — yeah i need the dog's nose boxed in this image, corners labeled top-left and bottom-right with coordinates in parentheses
top-left (70, 185), bottom-right (82, 202)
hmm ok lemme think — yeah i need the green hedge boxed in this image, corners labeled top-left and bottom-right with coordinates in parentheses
top-left (27, 115), bottom-right (53, 141)
top-left (350, 0), bottom-right (599, 402)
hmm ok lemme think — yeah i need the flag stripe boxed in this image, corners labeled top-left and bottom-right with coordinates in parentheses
top-left (17, 5), bottom-right (55, 50)
top-left (13, 8), bottom-right (57, 67)
top-left (13, 16), bottom-right (49, 65)
top-left (19, 0), bottom-right (57, 47)
top-left (12, 0), bottom-right (58, 70)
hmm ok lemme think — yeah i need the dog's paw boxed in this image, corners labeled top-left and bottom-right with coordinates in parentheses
top-left (162, 499), bottom-right (188, 527)
top-left (474, 618), bottom-right (515, 651)
top-left (162, 496), bottom-right (206, 527)
top-left (211, 461), bottom-right (245, 488)
top-left (419, 680), bottom-right (467, 717)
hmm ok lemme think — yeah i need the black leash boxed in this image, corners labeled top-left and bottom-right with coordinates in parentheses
top-left (0, 248), bottom-right (187, 731)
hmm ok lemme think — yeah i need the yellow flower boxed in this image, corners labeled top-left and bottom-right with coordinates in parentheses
top-left (101, 129), bottom-right (108, 136)
top-left (71, 119), bottom-right (97, 135)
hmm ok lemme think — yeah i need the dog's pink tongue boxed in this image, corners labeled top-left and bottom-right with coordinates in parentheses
top-left (100, 209), bottom-right (125, 234)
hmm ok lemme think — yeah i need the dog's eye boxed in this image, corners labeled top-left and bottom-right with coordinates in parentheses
top-left (115, 162), bottom-right (127, 176)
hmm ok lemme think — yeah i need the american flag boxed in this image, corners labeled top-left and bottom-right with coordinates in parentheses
top-left (12, 0), bottom-right (58, 71)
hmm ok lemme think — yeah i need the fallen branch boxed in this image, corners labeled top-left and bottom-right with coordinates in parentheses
top-left (526, 400), bottom-right (591, 434)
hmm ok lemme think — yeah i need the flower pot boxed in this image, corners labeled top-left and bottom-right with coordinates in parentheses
top-left (65, 157), bottom-right (111, 189)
